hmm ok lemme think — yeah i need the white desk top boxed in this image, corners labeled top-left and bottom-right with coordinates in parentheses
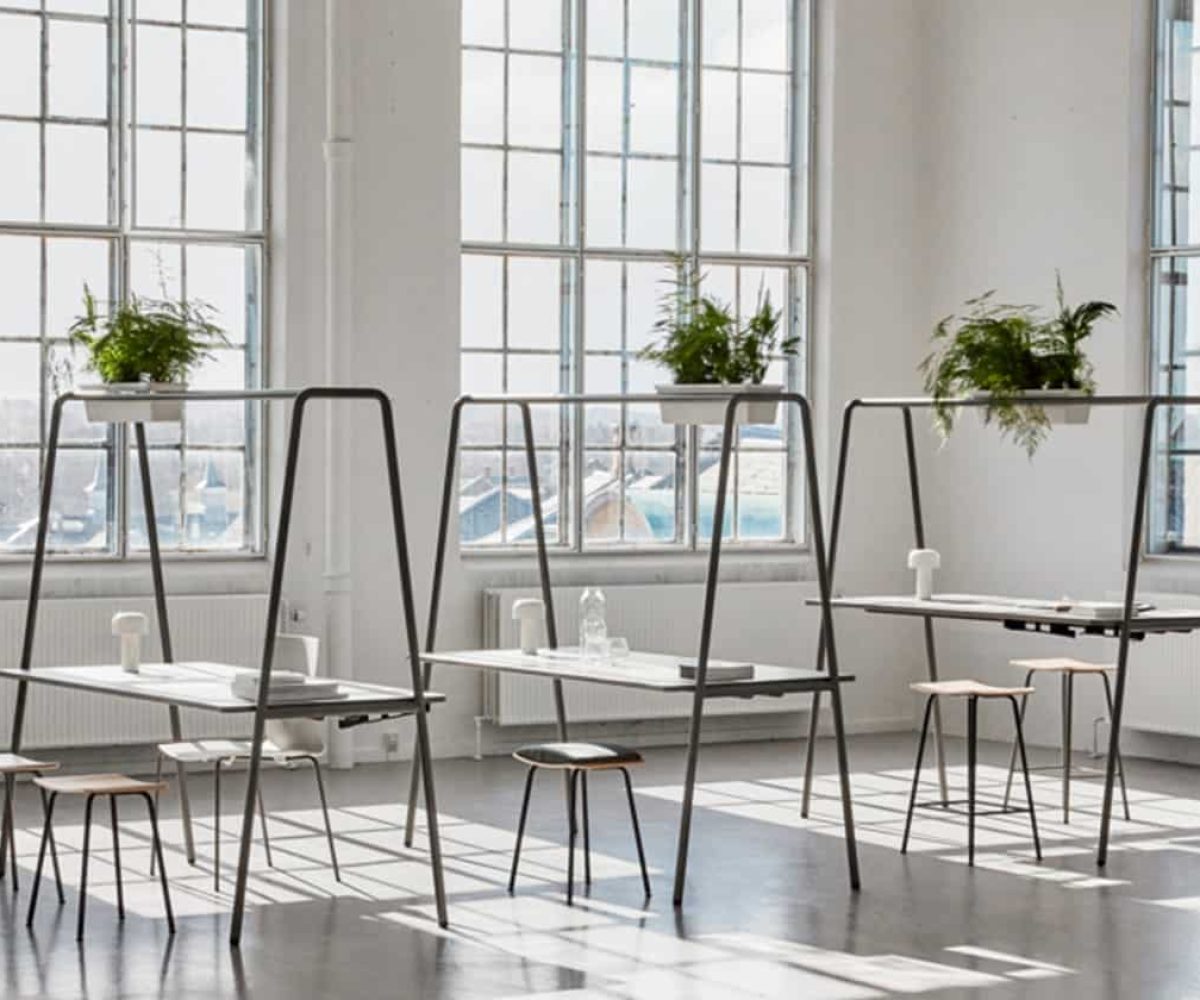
top-left (0, 662), bottom-right (445, 716)
top-left (814, 595), bottom-right (1200, 634)
top-left (424, 649), bottom-right (848, 695)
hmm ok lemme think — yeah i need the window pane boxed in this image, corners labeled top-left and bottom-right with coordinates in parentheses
top-left (629, 66), bottom-right (677, 156)
top-left (702, 69), bottom-right (737, 160)
top-left (48, 18), bottom-right (109, 120)
top-left (739, 164), bottom-right (789, 252)
top-left (628, 0), bottom-right (680, 63)
top-left (135, 25), bottom-right (182, 126)
top-left (462, 49), bottom-right (504, 144)
top-left (137, 0), bottom-right (182, 19)
top-left (46, 124), bottom-right (110, 225)
top-left (129, 240), bottom-right (183, 299)
top-left (700, 162), bottom-right (736, 252)
top-left (583, 450), bottom-right (621, 542)
top-left (0, 344), bottom-right (41, 443)
top-left (136, 129), bottom-right (183, 227)
top-left (741, 72), bottom-right (789, 163)
top-left (586, 59), bottom-right (623, 153)
top-left (0, 14), bottom-right (41, 117)
top-left (702, 0), bottom-right (739, 67)
top-left (737, 450), bottom-right (785, 538)
top-left (626, 450), bottom-right (676, 542)
top-left (0, 450), bottom-right (42, 552)
top-left (182, 450), bottom-right (248, 549)
top-left (506, 151), bottom-right (561, 243)
top-left (508, 54), bottom-right (562, 148)
top-left (0, 236), bottom-right (41, 338)
top-left (128, 448), bottom-right (182, 551)
top-left (0, 122), bottom-right (40, 223)
top-left (463, 0), bottom-right (504, 47)
top-left (584, 258), bottom-right (622, 351)
top-left (187, 28), bottom-right (248, 130)
top-left (507, 256), bottom-right (561, 349)
top-left (742, 0), bottom-right (789, 71)
top-left (461, 352), bottom-right (504, 444)
top-left (186, 243), bottom-right (255, 345)
top-left (46, 238), bottom-right (111, 341)
top-left (462, 254), bottom-right (504, 349)
top-left (626, 157), bottom-right (677, 248)
top-left (189, 0), bottom-right (247, 28)
top-left (462, 147), bottom-right (504, 241)
top-left (186, 132), bottom-right (248, 231)
top-left (510, 0), bottom-right (562, 52)
top-left (584, 154), bottom-right (621, 246)
top-left (588, 0), bottom-right (623, 58)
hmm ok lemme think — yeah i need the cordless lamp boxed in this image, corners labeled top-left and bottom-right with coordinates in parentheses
top-left (112, 611), bottom-right (149, 673)
top-left (908, 549), bottom-right (941, 601)
top-left (512, 599), bottom-right (546, 655)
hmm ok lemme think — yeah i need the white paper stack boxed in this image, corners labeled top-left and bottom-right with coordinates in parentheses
top-left (230, 670), bottom-right (345, 703)
top-left (678, 659), bottom-right (755, 681)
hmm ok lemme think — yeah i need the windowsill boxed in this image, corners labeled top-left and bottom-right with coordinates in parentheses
top-left (0, 553), bottom-right (271, 602)
top-left (1137, 552), bottom-right (1200, 595)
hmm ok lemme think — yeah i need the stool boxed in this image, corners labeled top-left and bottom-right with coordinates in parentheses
top-left (1001, 658), bottom-right (1130, 824)
top-left (0, 754), bottom-right (64, 899)
top-left (902, 681), bottom-right (1041, 865)
top-left (509, 742), bottom-right (651, 905)
top-left (27, 774), bottom-right (175, 940)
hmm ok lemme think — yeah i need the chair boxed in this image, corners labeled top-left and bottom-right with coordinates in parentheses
top-left (27, 773), bottom-right (174, 941)
top-left (1001, 657), bottom-right (1131, 824)
top-left (508, 741), bottom-right (651, 905)
top-left (902, 680), bottom-right (1042, 866)
top-left (0, 754), bottom-right (64, 900)
top-left (153, 634), bottom-right (340, 889)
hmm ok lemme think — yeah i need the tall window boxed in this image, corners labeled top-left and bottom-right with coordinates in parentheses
top-left (460, 0), bottom-right (810, 550)
top-left (0, 0), bottom-right (265, 557)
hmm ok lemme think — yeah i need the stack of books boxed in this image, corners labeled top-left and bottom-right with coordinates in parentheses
top-left (229, 669), bottom-right (345, 703)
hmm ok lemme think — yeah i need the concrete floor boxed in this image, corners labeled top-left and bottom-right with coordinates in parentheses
top-left (1, 733), bottom-right (1198, 998)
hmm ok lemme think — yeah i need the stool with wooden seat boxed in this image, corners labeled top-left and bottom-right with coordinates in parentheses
top-left (902, 680), bottom-right (1042, 865)
top-left (508, 742), bottom-right (651, 905)
top-left (27, 773), bottom-right (175, 940)
top-left (0, 754), bottom-right (64, 900)
top-left (1001, 657), bottom-right (1130, 824)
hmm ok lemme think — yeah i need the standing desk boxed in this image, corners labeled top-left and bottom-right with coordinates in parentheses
top-left (0, 387), bottom-right (448, 945)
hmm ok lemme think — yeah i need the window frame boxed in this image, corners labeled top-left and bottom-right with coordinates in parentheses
top-left (460, 0), bottom-right (815, 556)
top-left (0, 0), bottom-right (270, 563)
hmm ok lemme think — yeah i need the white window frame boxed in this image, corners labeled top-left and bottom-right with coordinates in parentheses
top-left (0, 0), bottom-right (268, 561)
top-left (460, 0), bottom-right (813, 555)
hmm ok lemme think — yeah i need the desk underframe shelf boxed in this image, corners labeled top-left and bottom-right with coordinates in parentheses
top-left (0, 388), bottom-right (448, 946)
top-left (405, 391), bottom-right (861, 905)
top-left (805, 393), bottom-right (1200, 867)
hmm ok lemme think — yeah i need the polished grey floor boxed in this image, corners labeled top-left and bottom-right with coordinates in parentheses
top-left (2, 733), bottom-right (1198, 998)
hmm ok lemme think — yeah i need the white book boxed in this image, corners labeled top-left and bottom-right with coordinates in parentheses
top-left (230, 675), bottom-right (345, 702)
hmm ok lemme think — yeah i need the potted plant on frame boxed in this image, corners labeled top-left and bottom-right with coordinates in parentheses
top-left (639, 257), bottom-right (800, 425)
top-left (919, 275), bottom-right (1116, 456)
top-left (65, 286), bottom-right (227, 423)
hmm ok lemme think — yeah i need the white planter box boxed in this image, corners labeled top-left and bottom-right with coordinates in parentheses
top-left (80, 382), bottom-right (185, 423)
top-left (655, 383), bottom-right (783, 426)
top-left (971, 388), bottom-right (1091, 426)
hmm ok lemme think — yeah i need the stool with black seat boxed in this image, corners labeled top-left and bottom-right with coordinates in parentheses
top-left (27, 773), bottom-right (175, 941)
top-left (902, 680), bottom-right (1042, 866)
top-left (508, 742), bottom-right (651, 905)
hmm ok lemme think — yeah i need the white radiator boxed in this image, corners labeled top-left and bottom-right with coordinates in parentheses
top-left (1122, 591), bottom-right (1200, 739)
top-left (0, 594), bottom-right (269, 749)
top-left (482, 583), bottom-right (818, 726)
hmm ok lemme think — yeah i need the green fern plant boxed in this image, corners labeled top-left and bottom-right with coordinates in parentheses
top-left (920, 277), bottom-right (1116, 455)
top-left (66, 286), bottom-right (227, 385)
top-left (638, 258), bottom-right (797, 385)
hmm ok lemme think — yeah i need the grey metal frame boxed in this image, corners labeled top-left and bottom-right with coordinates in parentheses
top-left (803, 393), bottom-right (1195, 868)
top-left (406, 389), bottom-right (860, 905)
top-left (1, 386), bottom-right (447, 946)
top-left (0, 769), bottom-right (62, 899)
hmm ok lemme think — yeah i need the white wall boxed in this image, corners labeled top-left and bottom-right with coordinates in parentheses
top-left (913, 0), bottom-right (1161, 750)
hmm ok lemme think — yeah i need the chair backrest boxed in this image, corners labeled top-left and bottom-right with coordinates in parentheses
top-left (264, 634), bottom-right (326, 755)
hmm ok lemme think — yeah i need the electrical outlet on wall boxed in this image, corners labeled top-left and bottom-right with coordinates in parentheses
top-left (384, 732), bottom-right (400, 756)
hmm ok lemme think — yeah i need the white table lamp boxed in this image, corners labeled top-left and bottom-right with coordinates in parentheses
top-left (112, 612), bottom-right (149, 673)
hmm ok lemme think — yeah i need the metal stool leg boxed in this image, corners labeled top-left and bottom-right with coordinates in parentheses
top-left (110, 797), bottom-right (125, 920)
top-left (37, 782), bottom-right (64, 904)
top-left (508, 767), bottom-right (537, 894)
top-left (566, 770), bottom-right (579, 906)
top-left (967, 696), bottom-right (978, 866)
top-left (4, 773), bottom-right (16, 892)
top-left (620, 768), bottom-right (651, 898)
top-left (1100, 673), bottom-right (1132, 822)
top-left (25, 791), bottom-right (57, 927)
top-left (142, 793), bottom-right (175, 934)
top-left (76, 794), bottom-right (97, 942)
top-left (581, 772), bottom-right (591, 888)
top-left (901, 696), bottom-right (936, 854)
top-left (213, 762), bottom-right (222, 892)
top-left (1009, 696), bottom-right (1042, 860)
top-left (307, 757), bottom-right (341, 882)
top-left (508, 767), bottom-right (537, 893)
top-left (257, 784), bottom-right (273, 868)
top-left (150, 753), bottom-right (164, 877)
top-left (1002, 670), bottom-right (1035, 810)
top-left (1062, 672), bottom-right (1074, 824)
